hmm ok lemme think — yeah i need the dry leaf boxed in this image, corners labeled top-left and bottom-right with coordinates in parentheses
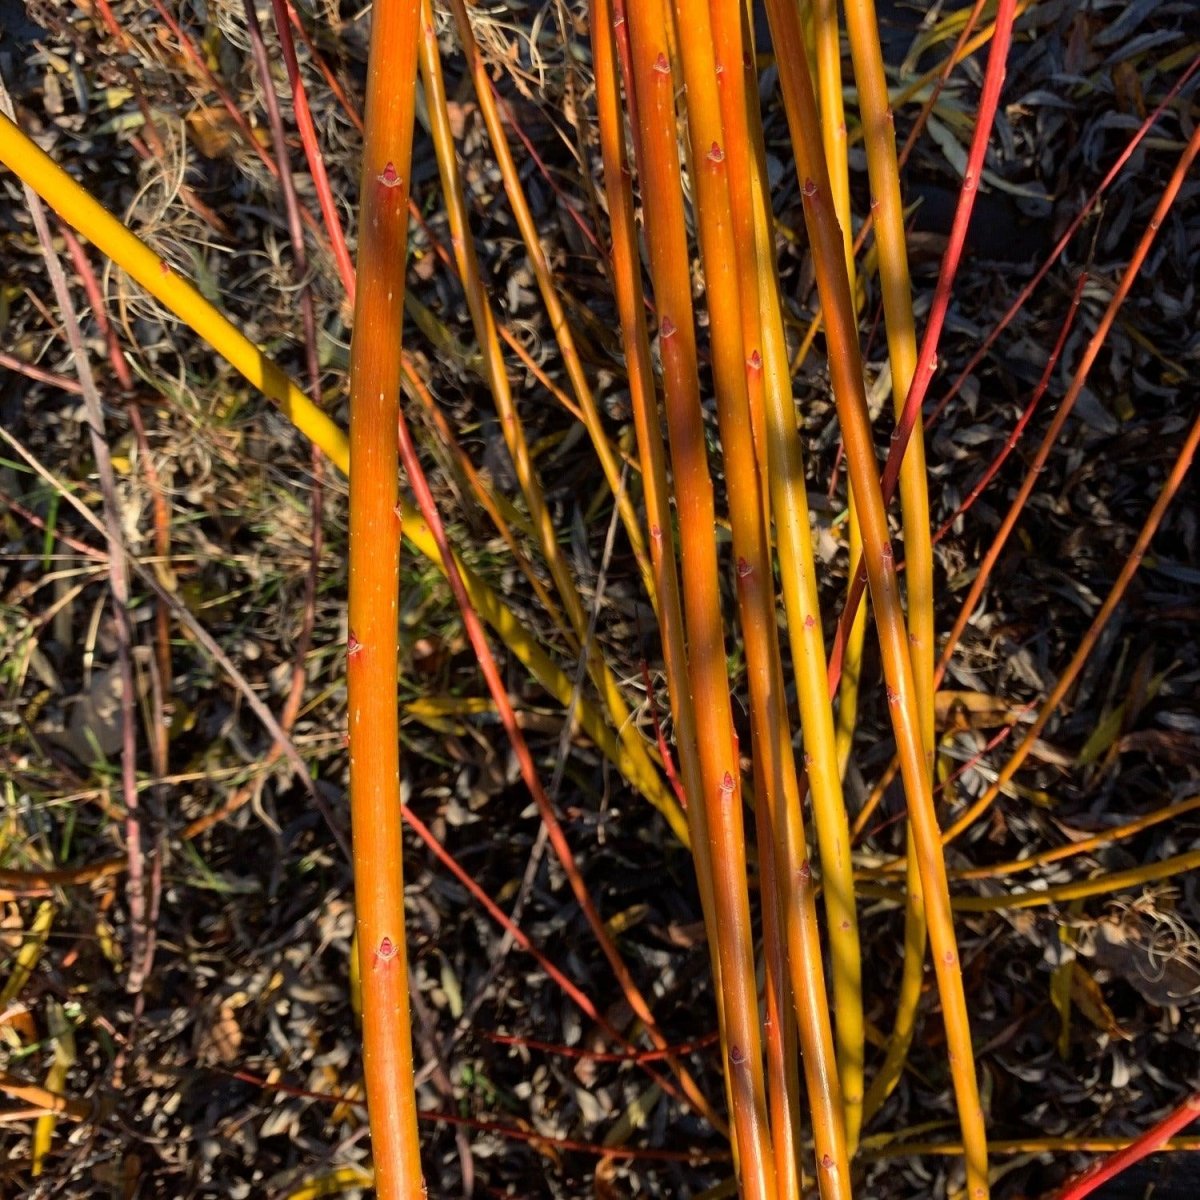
top-left (195, 993), bottom-right (246, 1066)
top-left (1069, 961), bottom-right (1131, 1040)
top-left (1091, 911), bottom-right (1200, 1008)
top-left (186, 105), bottom-right (245, 159)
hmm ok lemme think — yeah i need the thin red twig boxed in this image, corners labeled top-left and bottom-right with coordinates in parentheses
top-left (933, 272), bottom-right (1088, 543)
top-left (826, 0), bottom-right (1018, 694)
top-left (1055, 1093), bottom-right (1200, 1200)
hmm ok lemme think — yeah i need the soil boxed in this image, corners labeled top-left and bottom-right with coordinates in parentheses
top-left (0, 2), bottom-right (1197, 1198)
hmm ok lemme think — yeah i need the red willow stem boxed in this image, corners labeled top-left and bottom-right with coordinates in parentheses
top-left (1055, 1093), bottom-right (1200, 1200)
top-left (927, 51), bottom-right (1200, 428)
top-left (285, 2), bottom-right (365, 133)
top-left (394, 346), bottom-right (721, 1126)
top-left (827, 0), bottom-right (1019, 695)
top-left (58, 223), bottom-right (134, 391)
top-left (941, 401), bottom-right (1200, 846)
top-left (397, 803), bottom-right (718, 1122)
top-left (933, 271), bottom-right (1088, 543)
top-left (937, 116), bottom-right (1200, 698)
top-left (267, 0), bottom-right (358, 302)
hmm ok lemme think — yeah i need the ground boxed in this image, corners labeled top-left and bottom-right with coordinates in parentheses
top-left (0, 1), bottom-right (1197, 1197)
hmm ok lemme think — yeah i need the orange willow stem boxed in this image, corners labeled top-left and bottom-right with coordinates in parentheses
top-left (413, 8), bottom-right (678, 825)
top-left (675, 2), bottom-right (828, 1195)
top-left (701, 6), bottom-right (822, 1195)
top-left (586, 0), bottom-right (714, 932)
top-left (345, 3), bottom-right (424, 1195)
top-left (444, 0), bottom-right (655, 605)
top-left (842, 0), bottom-right (936, 1149)
top-left (731, 34), bottom-right (864, 1200)
top-left (623, 1), bottom-right (775, 1192)
top-left (762, 2), bottom-right (989, 1194)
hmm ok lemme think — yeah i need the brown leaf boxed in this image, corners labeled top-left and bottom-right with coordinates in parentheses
top-left (1069, 961), bottom-right (1131, 1040)
top-left (186, 105), bottom-right (246, 160)
top-left (195, 994), bottom-right (245, 1066)
top-left (936, 689), bottom-right (1026, 731)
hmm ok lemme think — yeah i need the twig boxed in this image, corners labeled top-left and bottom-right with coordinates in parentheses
top-left (2, 79), bottom-right (154, 999)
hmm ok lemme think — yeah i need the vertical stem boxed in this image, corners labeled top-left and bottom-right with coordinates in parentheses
top-left (623, 1), bottom-right (777, 1191)
top-left (346, 3), bottom-right (425, 1196)
top-left (804, 0), bottom-right (869, 1147)
top-left (763, 2), bottom-right (989, 1193)
top-left (444, 0), bottom-right (656, 603)
top-left (841, 0), bottom-right (935, 1150)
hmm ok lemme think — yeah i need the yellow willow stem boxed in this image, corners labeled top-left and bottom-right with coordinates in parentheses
top-left (415, 3), bottom-right (658, 821)
top-left (860, 830), bottom-right (924, 1133)
top-left (842, 0), bottom-right (936, 1143)
top-left (677, 0), bottom-right (852, 1191)
top-left (0, 110), bottom-right (683, 839)
top-left (809, 0), bottom-right (867, 793)
top-left (803, 0), bottom-right (870, 1148)
top-left (842, 0), bottom-right (933, 758)
top-left (756, 793), bottom-right (805, 1200)
top-left (864, 825), bottom-right (926, 1132)
top-left (868, 0), bottom-right (1037, 137)
top-left (864, 1136), bottom-right (1200, 1160)
top-left (857, 848), bottom-right (1200, 914)
top-left (345, 3), bottom-right (424, 1193)
top-left (953, 850), bottom-right (1200, 908)
top-left (624, 0), bottom-right (775, 1191)
top-left (746, 62), bottom-right (863, 1174)
top-left (417, 10), bottom-right (577, 636)
top-left (762, 2), bottom-right (989, 1194)
top-left (443, 0), bottom-right (655, 606)
top-left (0, 113), bottom-right (344, 463)
top-left (950, 793), bottom-right (1200, 882)
top-left (837, 506), bottom-right (869, 779)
